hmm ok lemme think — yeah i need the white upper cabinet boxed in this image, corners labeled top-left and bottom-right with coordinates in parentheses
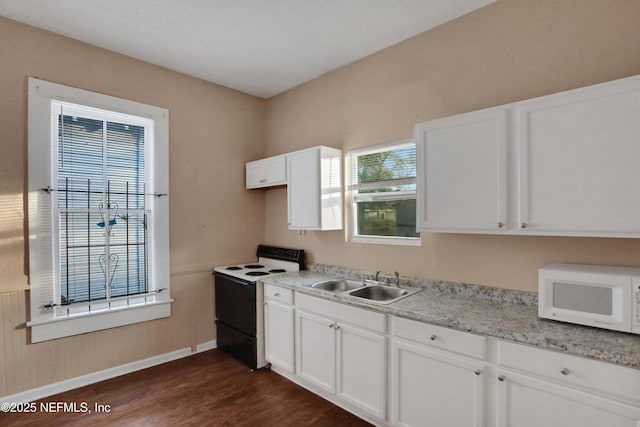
top-left (287, 146), bottom-right (342, 230)
top-left (246, 154), bottom-right (287, 189)
top-left (416, 107), bottom-right (508, 232)
top-left (416, 74), bottom-right (640, 237)
top-left (516, 78), bottom-right (640, 235)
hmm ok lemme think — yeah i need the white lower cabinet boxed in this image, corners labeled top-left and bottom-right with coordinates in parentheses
top-left (264, 300), bottom-right (295, 373)
top-left (337, 322), bottom-right (387, 419)
top-left (264, 286), bottom-right (640, 427)
top-left (496, 340), bottom-right (640, 427)
top-left (295, 309), bottom-right (337, 393)
top-left (391, 340), bottom-right (485, 427)
top-left (496, 369), bottom-right (640, 427)
top-left (390, 317), bottom-right (486, 427)
top-left (264, 284), bottom-right (295, 373)
top-left (294, 293), bottom-right (387, 421)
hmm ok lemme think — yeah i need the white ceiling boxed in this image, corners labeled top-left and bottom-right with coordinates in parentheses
top-left (0, 0), bottom-right (495, 98)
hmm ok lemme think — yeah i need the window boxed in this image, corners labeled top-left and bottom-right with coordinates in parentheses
top-left (346, 139), bottom-right (420, 245)
top-left (28, 78), bottom-right (170, 342)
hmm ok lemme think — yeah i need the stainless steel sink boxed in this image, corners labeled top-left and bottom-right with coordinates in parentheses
top-left (303, 279), bottom-right (421, 304)
top-left (348, 285), bottom-right (421, 304)
top-left (308, 279), bottom-right (364, 292)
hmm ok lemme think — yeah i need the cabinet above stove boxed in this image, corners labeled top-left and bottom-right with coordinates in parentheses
top-left (245, 146), bottom-right (343, 231)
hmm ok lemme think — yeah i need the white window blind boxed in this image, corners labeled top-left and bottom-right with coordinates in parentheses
top-left (54, 101), bottom-right (158, 308)
top-left (347, 139), bottom-right (420, 245)
top-left (28, 78), bottom-right (171, 342)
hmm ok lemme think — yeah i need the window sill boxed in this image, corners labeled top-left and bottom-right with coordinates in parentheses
top-left (27, 300), bottom-right (172, 343)
top-left (348, 235), bottom-right (422, 246)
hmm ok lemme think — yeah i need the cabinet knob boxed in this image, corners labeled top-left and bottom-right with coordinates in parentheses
top-left (560, 368), bottom-right (570, 376)
top-left (329, 324), bottom-right (335, 329)
top-left (274, 292), bottom-right (280, 297)
top-left (430, 334), bottom-right (437, 341)
top-left (520, 222), bottom-right (527, 229)
top-left (474, 369), bottom-right (481, 376)
top-left (498, 375), bottom-right (506, 382)
top-left (498, 222), bottom-right (504, 228)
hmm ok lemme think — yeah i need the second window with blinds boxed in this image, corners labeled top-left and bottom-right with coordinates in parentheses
top-left (346, 139), bottom-right (420, 245)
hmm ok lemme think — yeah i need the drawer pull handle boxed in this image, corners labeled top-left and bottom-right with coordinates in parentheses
top-left (430, 335), bottom-right (437, 341)
top-left (274, 292), bottom-right (280, 297)
top-left (329, 324), bottom-right (335, 329)
top-left (498, 375), bottom-right (505, 382)
top-left (474, 369), bottom-right (481, 376)
top-left (560, 368), bottom-right (570, 376)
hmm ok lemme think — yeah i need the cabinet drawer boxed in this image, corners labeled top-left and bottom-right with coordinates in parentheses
top-left (264, 284), bottom-right (293, 305)
top-left (392, 316), bottom-right (486, 359)
top-left (295, 292), bottom-right (385, 333)
top-left (499, 340), bottom-right (640, 404)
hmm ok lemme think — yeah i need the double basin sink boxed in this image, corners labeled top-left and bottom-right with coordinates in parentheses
top-left (303, 279), bottom-right (421, 305)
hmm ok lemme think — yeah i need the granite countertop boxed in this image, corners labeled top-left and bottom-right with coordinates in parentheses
top-left (261, 270), bottom-right (640, 370)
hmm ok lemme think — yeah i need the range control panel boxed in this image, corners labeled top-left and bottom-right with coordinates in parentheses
top-left (256, 245), bottom-right (306, 270)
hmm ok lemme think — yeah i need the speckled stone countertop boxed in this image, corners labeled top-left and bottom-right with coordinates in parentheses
top-left (260, 267), bottom-right (640, 370)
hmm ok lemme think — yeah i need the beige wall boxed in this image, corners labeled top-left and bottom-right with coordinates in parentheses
top-left (0, 17), bottom-right (266, 396)
top-left (264, 0), bottom-right (640, 292)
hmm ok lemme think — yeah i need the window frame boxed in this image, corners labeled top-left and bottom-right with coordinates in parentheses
top-left (345, 138), bottom-right (421, 246)
top-left (27, 78), bottom-right (171, 342)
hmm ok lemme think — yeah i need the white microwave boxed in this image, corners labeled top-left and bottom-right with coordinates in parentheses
top-left (538, 263), bottom-right (640, 334)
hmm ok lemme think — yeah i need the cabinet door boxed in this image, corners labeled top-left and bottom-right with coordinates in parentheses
top-left (497, 370), bottom-right (640, 427)
top-left (287, 149), bottom-right (320, 229)
top-left (295, 310), bottom-right (336, 393)
top-left (391, 340), bottom-right (484, 427)
top-left (416, 108), bottom-right (507, 232)
top-left (517, 79), bottom-right (640, 235)
top-left (337, 323), bottom-right (386, 420)
top-left (246, 155), bottom-right (286, 189)
top-left (264, 301), bottom-right (294, 373)
top-left (246, 161), bottom-right (265, 188)
top-left (263, 155), bottom-right (287, 186)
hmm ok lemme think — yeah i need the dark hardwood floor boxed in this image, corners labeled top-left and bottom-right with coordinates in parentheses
top-left (0, 350), bottom-right (372, 426)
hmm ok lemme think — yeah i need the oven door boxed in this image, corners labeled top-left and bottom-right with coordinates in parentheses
top-left (214, 272), bottom-right (256, 336)
top-left (215, 320), bottom-right (257, 369)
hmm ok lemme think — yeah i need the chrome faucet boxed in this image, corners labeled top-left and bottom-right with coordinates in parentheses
top-left (375, 270), bottom-right (381, 282)
top-left (394, 271), bottom-right (400, 288)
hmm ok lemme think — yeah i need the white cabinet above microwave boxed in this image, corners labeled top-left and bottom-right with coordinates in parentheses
top-left (415, 74), bottom-right (640, 238)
